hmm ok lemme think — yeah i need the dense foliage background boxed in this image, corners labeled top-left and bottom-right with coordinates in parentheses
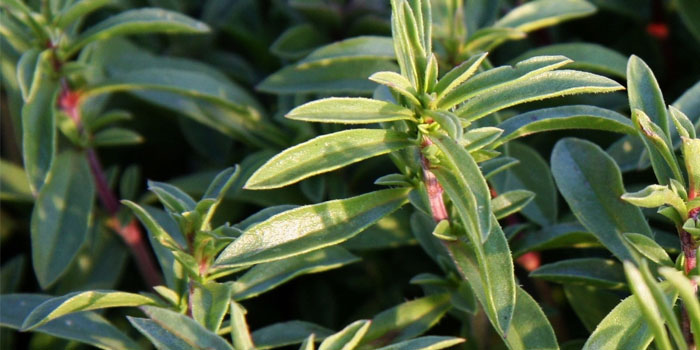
top-left (1, 0), bottom-right (699, 349)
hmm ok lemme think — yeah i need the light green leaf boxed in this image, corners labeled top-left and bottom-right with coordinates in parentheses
top-left (551, 138), bottom-right (652, 262)
top-left (461, 127), bottom-right (503, 152)
top-left (681, 137), bottom-right (700, 199)
top-left (245, 129), bottom-right (412, 190)
top-left (510, 43), bottom-right (627, 78)
top-left (623, 233), bottom-right (673, 267)
top-left (359, 294), bottom-right (452, 348)
top-left (31, 151), bottom-right (95, 289)
top-left (494, 0), bottom-right (596, 32)
top-left (134, 305), bottom-right (234, 350)
top-left (438, 55), bottom-right (572, 110)
top-left (433, 52), bottom-right (487, 101)
top-left (374, 336), bottom-right (464, 350)
top-left (92, 127), bottom-right (143, 147)
top-left (495, 105), bottom-right (634, 147)
top-left (480, 157), bottom-right (519, 179)
top-left (631, 109), bottom-right (684, 186)
top-left (492, 190), bottom-right (535, 219)
top-left (369, 72), bottom-right (422, 106)
top-left (430, 134), bottom-right (492, 243)
top-left (128, 317), bottom-right (196, 350)
top-left (16, 47), bottom-right (40, 101)
top-left (531, 258), bottom-right (626, 289)
top-left (621, 184), bottom-right (687, 219)
top-left (504, 286), bottom-right (559, 350)
top-left (122, 201), bottom-right (184, 251)
top-left (0, 159), bottom-right (33, 202)
top-left (251, 321), bottom-right (333, 350)
top-left (424, 110), bottom-right (462, 140)
top-left (231, 247), bottom-right (359, 300)
top-left (65, 8), bottom-right (210, 56)
top-left (301, 36), bottom-right (395, 64)
top-left (21, 290), bottom-right (156, 330)
top-left (669, 106), bottom-right (695, 139)
top-left (658, 267), bottom-right (700, 339)
top-left (287, 98), bottom-right (415, 124)
top-left (511, 223), bottom-right (599, 257)
top-left (623, 262), bottom-right (674, 350)
top-left (455, 70), bottom-right (624, 122)
top-left (1, 294), bottom-right (141, 350)
top-left (462, 28), bottom-right (526, 54)
top-left (214, 188), bottom-right (409, 268)
top-left (200, 166), bottom-right (240, 229)
top-left (54, 0), bottom-right (114, 29)
top-left (270, 24), bottom-right (327, 60)
top-left (229, 301), bottom-right (254, 350)
top-left (191, 282), bottom-right (233, 332)
top-left (582, 283), bottom-right (678, 350)
top-left (319, 320), bottom-right (371, 350)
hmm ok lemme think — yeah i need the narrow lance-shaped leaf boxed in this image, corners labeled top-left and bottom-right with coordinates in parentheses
top-left (494, 0), bottom-right (596, 32)
top-left (455, 70), bottom-right (624, 122)
top-left (32, 151), bottom-right (95, 289)
top-left (21, 290), bottom-right (157, 330)
top-left (531, 258), bottom-right (626, 289)
top-left (251, 321), bottom-right (333, 350)
top-left (682, 137), bottom-right (700, 199)
top-left (369, 72), bottom-right (422, 106)
top-left (286, 98), bottom-right (415, 124)
top-left (230, 302), bottom-right (255, 350)
top-left (623, 233), bottom-right (674, 267)
top-left (511, 43), bottom-right (628, 78)
top-left (319, 320), bottom-right (371, 350)
top-left (631, 109), bottom-right (684, 186)
top-left (503, 286), bottom-right (559, 350)
top-left (432, 52), bottom-right (488, 101)
top-left (621, 184), bottom-right (687, 220)
top-left (659, 267), bottom-right (700, 339)
top-left (373, 337), bottom-right (464, 350)
top-left (191, 282), bottom-right (234, 333)
top-left (54, 0), bottom-right (113, 29)
top-left (16, 47), bottom-right (39, 101)
top-left (200, 166), bottom-right (240, 230)
top-left (551, 138), bottom-right (652, 262)
top-left (245, 129), bottom-right (413, 190)
top-left (623, 262), bottom-right (674, 350)
top-left (495, 105), bottom-right (635, 147)
top-left (65, 8), bottom-right (210, 56)
top-left (492, 190), bottom-right (535, 220)
top-left (214, 188), bottom-right (409, 268)
top-left (636, 262), bottom-right (687, 350)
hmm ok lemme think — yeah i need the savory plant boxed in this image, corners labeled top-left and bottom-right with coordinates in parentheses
top-left (1, 0), bottom-right (699, 350)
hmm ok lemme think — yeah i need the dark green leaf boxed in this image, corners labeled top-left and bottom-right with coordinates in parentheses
top-left (191, 282), bottom-right (233, 332)
top-left (270, 24), bottom-right (328, 60)
top-left (494, 0), bottom-right (596, 32)
top-left (510, 43), bottom-right (627, 78)
top-left (252, 321), bottom-right (334, 350)
top-left (92, 127), bottom-right (143, 147)
top-left (531, 258), bottom-right (626, 289)
top-left (504, 286), bottom-right (559, 350)
top-left (492, 190), bottom-right (535, 219)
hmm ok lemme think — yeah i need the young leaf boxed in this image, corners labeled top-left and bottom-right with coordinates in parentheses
top-left (252, 321), bottom-right (333, 350)
top-left (623, 262), bottom-right (674, 350)
top-left (492, 190), bottom-right (535, 220)
top-left (455, 70), bottom-right (624, 122)
top-left (621, 184), bottom-right (687, 219)
top-left (510, 223), bottom-right (598, 257)
top-left (245, 129), bottom-right (413, 190)
top-left (122, 201), bottom-right (184, 250)
top-left (148, 180), bottom-right (197, 214)
top-left (16, 47), bottom-right (39, 101)
top-left (190, 282), bottom-right (234, 332)
top-left (1, 294), bottom-right (141, 350)
top-left (461, 127), bottom-right (503, 152)
top-left (681, 137), bottom-right (700, 199)
top-left (214, 188), bottom-right (409, 268)
top-left (31, 151), bottom-right (95, 289)
top-left (200, 166), bottom-right (240, 229)
top-left (504, 286), bottom-right (559, 350)
top-left (21, 290), bottom-right (156, 330)
top-left (230, 302), bottom-right (255, 350)
top-left (92, 127), bottom-right (143, 147)
top-left (65, 8), bottom-right (210, 56)
top-left (511, 43), bottom-right (627, 78)
top-left (433, 52), bottom-right (488, 101)
top-left (531, 258), bottom-right (626, 289)
top-left (286, 98), bottom-right (415, 124)
top-left (319, 320), bottom-right (371, 350)
top-left (623, 233), bottom-right (674, 267)
top-left (564, 285), bottom-right (621, 332)
top-left (551, 138), bottom-right (652, 262)
top-left (668, 106), bottom-right (696, 138)
top-left (495, 105), bottom-right (635, 147)
top-left (637, 262), bottom-right (687, 350)
top-left (231, 247), bottom-right (359, 300)
top-left (494, 0), bottom-right (596, 32)
top-left (135, 305), bottom-right (234, 350)
top-left (631, 109), bottom-right (684, 186)
top-left (658, 267), bottom-right (700, 339)
top-left (429, 134), bottom-right (492, 243)
top-left (627, 55), bottom-right (670, 139)
top-left (359, 294), bottom-right (452, 348)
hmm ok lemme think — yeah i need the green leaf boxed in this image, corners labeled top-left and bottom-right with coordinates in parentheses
top-left (676, 0), bottom-right (700, 44)
top-left (22, 52), bottom-right (58, 195)
top-left (231, 247), bottom-right (359, 300)
top-left (462, 27), bottom-right (526, 54)
top-left (0, 159), bottom-right (33, 202)
top-left (251, 321), bottom-right (333, 350)
top-left (21, 290), bottom-right (156, 330)
top-left (582, 283), bottom-right (678, 350)
top-left (461, 127), bottom-right (503, 152)
top-left (455, 70), bottom-right (624, 122)
top-left (480, 157), bottom-right (519, 179)
top-left (122, 201), bottom-right (184, 251)
top-left (319, 320), bottom-right (371, 350)
top-left (92, 127), bottom-right (143, 147)
top-left (245, 129), bottom-right (412, 190)
top-left (503, 286), bottom-right (559, 350)
top-left (301, 36), bottom-right (395, 63)
top-left (658, 267), bottom-right (700, 339)
top-left (270, 24), bottom-right (328, 60)
top-left (638, 262), bottom-right (687, 350)
top-left (359, 294), bottom-right (452, 348)
top-left (0, 255), bottom-right (24, 293)
top-left (133, 305), bottom-right (234, 350)
top-left (681, 137), bottom-right (700, 199)
top-left (191, 282), bottom-right (233, 332)
top-left (510, 43), bottom-right (627, 78)
top-left (214, 188), bottom-right (409, 268)
top-left (564, 285), bottom-right (621, 332)
top-left (438, 55), bottom-right (572, 111)
top-left (444, 216), bottom-right (516, 336)
top-left (631, 109), bottom-right (684, 186)
top-left (493, 143), bottom-right (557, 227)
top-left (54, 0), bottom-right (113, 29)
top-left (623, 262), bottom-right (674, 350)
top-left (286, 98), bottom-right (415, 124)
top-left (1, 294), bottom-right (141, 350)
top-left (369, 71), bottom-right (422, 106)
top-left (65, 8), bottom-right (210, 56)
top-left (551, 138), bottom-right (652, 262)
top-left (373, 336), bottom-right (464, 350)
top-left (430, 134), bottom-right (492, 243)
top-left (492, 190), bottom-right (535, 219)
top-left (669, 106), bottom-right (695, 139)
top-left (148, 180), bottom-right (197, 214)
top-left (300, 334), bottom-right (316, 350)
top-left (531, 258), bottom-right (626, 289)
top-left (494, 0), bottom-right (596, 32)
top-left (623, 233), bottom-right (674, 267)
top-left (16, 47), bottom-right (39, 101)
top-left (200, 166), bottom-right (240, 229)
top-left (31, 151), bottom-right (95, 289)
top-left (621, 184), bottom-right (687, 219)
top-left (229, 302), bottom-right (255, 350)
top-left (511, 223), bottom-right (599, 257)
top-left (495, 105), bottom-right (635, 147)
top-left (433, 52), bottom-right (487, 101)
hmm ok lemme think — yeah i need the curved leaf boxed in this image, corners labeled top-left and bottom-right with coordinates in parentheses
top-left (504, 286), bottom-right (559, 350)
top-left (245, 129), bottom-right (413, 190)
top-left (531, 258), bottom-right (626, 289)
top-left (510, 43), bottom-right (627, 78)
top-left (214, 188), bottom-right (409, 268)
top-left (374, 336), bottom-right (464, 350)
top-left (511, 223), bottom-right (599, 257)
top-left (494, 0), bottom-right (596, 32)
top-left (286, 98), bottom-right (415, 124)
top-left (252, 321), bottom-right (334, 350)
top-left (319, 320), bottom-right (371, 350)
